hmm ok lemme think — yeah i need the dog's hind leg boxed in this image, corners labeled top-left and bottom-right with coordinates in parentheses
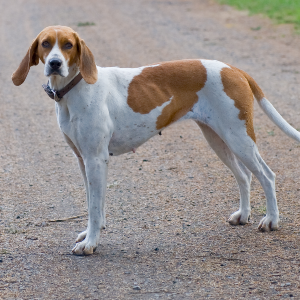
top-left (197, 122), bottom-right (252, 225)
top-left (219, 128), bottom-right (279, 231)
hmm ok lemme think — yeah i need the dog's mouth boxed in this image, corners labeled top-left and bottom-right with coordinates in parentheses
top-left (49, 71), bottom-right (64, 76)
top-left (45, 68), bottom-right (66, 77)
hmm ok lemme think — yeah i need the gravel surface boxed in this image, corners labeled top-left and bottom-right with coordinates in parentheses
top-left (1, 0), bottom-right (300, 299)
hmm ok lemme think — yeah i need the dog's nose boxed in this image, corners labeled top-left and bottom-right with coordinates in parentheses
top-left (49, 58), bottom-right (62, 70)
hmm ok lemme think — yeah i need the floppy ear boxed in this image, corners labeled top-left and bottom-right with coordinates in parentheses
top-left (12, 37), bottom-right (39, 86)
top-left (77, 38), bottom-right (98, 84)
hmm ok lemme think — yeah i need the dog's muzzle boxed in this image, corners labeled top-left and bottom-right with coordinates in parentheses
top-left (47, 58), bottom-right (64, 76)
top-left (49, 58), bottom-right (62, 70)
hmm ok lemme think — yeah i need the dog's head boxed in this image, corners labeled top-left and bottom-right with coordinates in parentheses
top-left (12, 25), bottom-right (98, 86)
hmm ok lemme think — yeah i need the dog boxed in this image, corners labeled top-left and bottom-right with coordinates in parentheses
top-left (12, 26), bottom-right (300, 255)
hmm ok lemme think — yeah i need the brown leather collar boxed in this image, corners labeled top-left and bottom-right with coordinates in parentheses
top-left (42, 72), bottom-right (83, 102)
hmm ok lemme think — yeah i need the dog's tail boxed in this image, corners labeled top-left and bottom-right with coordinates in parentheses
top-left (258, 97), bottom-right (300, 142)
top-left (241, 69), bottom-right (300, 143)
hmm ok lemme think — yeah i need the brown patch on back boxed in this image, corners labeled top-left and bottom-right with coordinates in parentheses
top-left (221, 66), bottom-right (258, 142)
top-left (229, 65), bottom-right (264, 101)
top-left (127, 60), bottom-right (207, 129)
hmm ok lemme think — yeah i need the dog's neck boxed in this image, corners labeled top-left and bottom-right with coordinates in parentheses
top-left (48, 64), bottom-right (79, 91)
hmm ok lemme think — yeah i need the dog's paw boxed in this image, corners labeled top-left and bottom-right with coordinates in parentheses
top-left (76, 229), bottom-right (88, 243)
top-left (258, 215), bottom-right (279, 232)
top-left (72, 238), bottom-right (98, 256)
top-left (228, 210), bottom-right (250, 225)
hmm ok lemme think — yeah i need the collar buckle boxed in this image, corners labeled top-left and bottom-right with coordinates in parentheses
top-left (42, 72), bottom-right (83, 102)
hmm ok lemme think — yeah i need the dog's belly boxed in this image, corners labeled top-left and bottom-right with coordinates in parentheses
top-left (108, 126), bottom-right (159, 156)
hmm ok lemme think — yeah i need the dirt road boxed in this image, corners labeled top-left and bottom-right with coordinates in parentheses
top-left (1, 0), bottom-right (300, 299)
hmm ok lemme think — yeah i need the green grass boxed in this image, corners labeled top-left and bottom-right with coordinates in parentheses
top-left (267, 130), bottom-right (275, 136)
top-left (77, 22), bottom-right (95, 27)
top-left (218, 0), bottom-right (300, 29)
top-left (257, 205), bottom-right (267, 215)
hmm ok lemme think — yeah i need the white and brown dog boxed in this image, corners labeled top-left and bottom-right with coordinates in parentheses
top-left (12, 26), bottom-right (300, 255)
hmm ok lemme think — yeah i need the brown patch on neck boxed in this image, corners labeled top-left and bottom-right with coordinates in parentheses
top-left (221, 66), bottom-right (257, 142)
top-left (127, 60), bottom-right (207, 129)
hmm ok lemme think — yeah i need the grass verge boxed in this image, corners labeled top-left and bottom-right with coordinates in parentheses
top-left (218, 0), bottom-right (300, 29)
top-left (77, 22), bottom-right (95, 27)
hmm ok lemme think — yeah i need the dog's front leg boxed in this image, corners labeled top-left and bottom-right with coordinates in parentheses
top-left (72, 154), bottom-right (108, 255)
top-left (62, 133), bottom-right (93, 243)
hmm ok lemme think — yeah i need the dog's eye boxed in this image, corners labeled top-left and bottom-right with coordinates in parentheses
top-left (42, 41), bottom-right (50, 48)
top-left (64, 42), bottom-right (73, 49)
